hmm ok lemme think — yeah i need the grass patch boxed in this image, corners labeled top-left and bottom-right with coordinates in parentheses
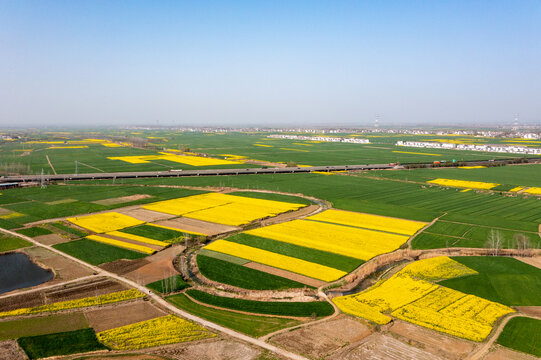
top-left (146, 275), bottom-right (189, 294)
top-left (197, 254), bottom-right (308, 290)
top-left (49, 221), bottom-right (88, 238)
top-left (226, 233), bottom-right (362, 272)
top-left (187, 289), bottom-right (333, 317)
top-left (166, 294), bottom-right (301, 337)
top-left (17, 328), bottom-right (108, 360)
top-left (497, 317), bottom-right (541, 357)
top-left (120, 224), bottom-right (187, 243)
top-left (0, 312), bottom-right (88, 340)
top-left (53, 238), bottom-right (147, 265)
top-left (16, 227), bottom-right (53, 237)
top-left (0, 235), bottom-right (32, 252)
top-left (228, 191), bottom-right (313, 205)
top-left (441, 257), bottom-right (541, 306)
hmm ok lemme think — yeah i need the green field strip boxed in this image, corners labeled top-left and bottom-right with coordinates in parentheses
top-left (166, 294), bottom-right (301, 337)
top-left (15, 227), bottom-right (53, 237)
top-left (196, 254), bottom-right (309, 290)
top-left (0, 312), bottom-right (89, 340)
top-left (225, 233), bottom-right (363, 272)
top-left (17, 328), bottom-right (108, 360)
top-left (198, 248), bottom-right (250, 265)
top-left (186, 289), bottom-right (334, 317)
top-left (120, 224), bottom-right (187, 242)
top-left (497, 317), bottom-right (541, 357)
top-left (53, 238), bottom-right (147, 265)
top-left (0, 235), bottom-right (32, 252)
top-left (441, 257), bottom-right (541, 306)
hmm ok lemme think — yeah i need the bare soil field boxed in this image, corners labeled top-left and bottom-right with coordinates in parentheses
top-left (74, 355), bottom-right (168, 360)
top-left (482, 346), bottom-right (539, 360)
top-left (0, 208), bottom-right (12, 216)
top-left (45, 198), bottom-right (77, 205)
top-left (517, 256), bottom-right (541, 270)
top-left (329, 333), bottom-right (444, 360)
top-left (515, 306), bottom-right (541, 318)
top-left (0, 277), bottom-right (128, 312)
top-left (84, 301), bottom-right (165, 332)
top-left (151, 339), bottom-right (263, 360)
top-left (124, 245), bottom-right (184, 284)
top-left (92, 194), bottom-right (152, 206)
top-left (99, 258), bottom-right (150, 275)
top-left (24, 246), bottom-right (93, 282)
top-left (0, 340), bottom-right (24, 360)
top-left (389, 319), bottom-right (475, 359)
top-left (244, 262), bottom-right (325, 288)
top-left (269, 315), bottom-right (370, 359)
top-left (153, 217), bottom-right (238, 236)
top-left (33, 233), bottom-right (70, 245)
top-left (117, 208), bottom-right (176, 222)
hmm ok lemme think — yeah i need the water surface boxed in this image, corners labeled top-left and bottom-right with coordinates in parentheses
top-left (0, 252), bottom-right (54, 294)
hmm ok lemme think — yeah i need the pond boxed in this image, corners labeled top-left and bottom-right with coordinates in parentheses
top-left (0, 252), bottom-right (54, 294)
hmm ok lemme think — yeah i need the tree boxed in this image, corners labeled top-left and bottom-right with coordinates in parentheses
top-left (485, 229), bottom-right (503, 256)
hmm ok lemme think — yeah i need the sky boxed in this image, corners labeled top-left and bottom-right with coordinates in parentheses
top-left (1, 1), bottom-right (540, 127)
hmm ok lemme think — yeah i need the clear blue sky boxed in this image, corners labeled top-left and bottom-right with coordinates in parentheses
top-left (1, 1), bottom-right (540, 127)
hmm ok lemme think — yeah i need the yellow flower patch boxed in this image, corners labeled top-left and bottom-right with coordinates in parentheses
top-left (523, 187), bottom-right (541, 195)
top-left (246, 219), bottom-right (408, 261)
top-left (67, 212), bottom-right (144, 233)
top-left (108, 153), bottom-right (241, 166)
top-left (101, 142), bottom-right (123, 147)
top-left (0, 289), bottom-right (143, 318)
top-left (458, 166), bottom-right (486, 169)
top-left (399, 256), bottom-right (478, 281)
top-left (204, 240), bottom-right (347, 282)
top-left (427, 178), bottom-right (499, 190)
top-left (106, 231), bottom-right (169, 247)
top-left (87, 235), bottom-right (156, 254)
top-left (147, 223), bottom-right (203, 236)
top-left (307, 209), bottom-right (426, 236)
top-left (253, 144), bottom-right (273, 147)
top-left (0, 212), bottom-right (24, 220)
top-left (144, 193), bottom-right (305, 226)
top-left (509, 186), bottom-right (524, 192)
top-left (97, 315), bottom-right (214, 349)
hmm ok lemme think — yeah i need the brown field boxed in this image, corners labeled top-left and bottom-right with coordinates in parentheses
top-left (76, 355), bottom-right (168, 360)
top-left (482, 346), bottom-right (539, 360)
top-left (24, 246), bottom-right (93, 283)
top-left (117, 208), bottom-right (176, 222)
top-left (516, 306), bottom-right (541, 317)
top-left (84, 301), bottom-right (165, 332)
top-left (101, 233), bottom-right (164, 252)
top-left (329, 333), bottom-right (444, 360)
top-left (151, 339), bottom-right (263, 360)
top-left (99, 258), bottom-right (150, 275)
top-left (269, 315), bottom-right (370, 358)
top-left (33, 234), bottom-right (70, 245)
top-left (152, 217), bottom-right (238, 236)
top-left (517, 256), bottom-right (541, 270)
top-left (244, 262), bottom-right (325, 288)
top-left (92, 194), bottom-right (152, 206)
top-left (259, 204), bottom-right (320, 226)
top-left (0, 277), bottom-right (128, 312)
top-left (45, 199), bottom-right (77, 205)
top-left (124, 245), bottom-right (183, 284)
top-left (389, 319), bottom-right (475, 359)
top-left (0, 340), bottom-right (24, 360)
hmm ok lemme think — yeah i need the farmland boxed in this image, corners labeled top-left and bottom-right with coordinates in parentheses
top-left (497, 317), bottom-right (541, 357)
top-left (1, 129), bottom-right (541, 359)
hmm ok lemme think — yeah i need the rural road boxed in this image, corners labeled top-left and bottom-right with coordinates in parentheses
top-left (0, 227), bottom-right (309, 360)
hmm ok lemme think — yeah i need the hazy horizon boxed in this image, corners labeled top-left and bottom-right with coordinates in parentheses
top-left (1, 1), bottom-right (540, 127)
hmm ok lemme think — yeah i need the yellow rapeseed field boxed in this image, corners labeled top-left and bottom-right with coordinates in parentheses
top-left (47, 146), bottom-right (88, 149)
top-left (67, 212), bottom-right (144, 233)
top-left (147, 223), bottom-right (204, 236)
top-left (510, 186), bottom-right (524, 192)
top-left (97, 315), bottom-right (215, 349)
top-left (0, 289), bottom-right (143, 318)
top-left (106, 231), bottom-right (169, 247)
top-left (333, 257), bottom-right (513, 341)
top-left (392, 288), bottom-right (513, 341)
top-left (204, 240), bottom-right (347, 281)
top-left (87, 234), bottom-right (156, 254)
top-left (307, 209), bottom-right (426, 235)
top-left (427, 178), bottom-right (499, 190)
top-left (400, 256), bottom-right (478, 281)
top-left (523, 187), bottom-right (541, 195)
top-left (246, 219), bottom-right (408, 260)
top-left (253, 144), bottom-right (273, 147)
top-left (108, 153), bottom-right (240, 166)
top-left (101, 142), bottom-right (123, 147)
top-left (458, 166), bottom-right (486, 169)
top-left (144, 193), bottom-right (304, 226)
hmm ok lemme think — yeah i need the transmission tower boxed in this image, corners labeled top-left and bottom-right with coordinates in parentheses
top-left (512, 114), bottom-right (519, 131)
top-left (374, 114), bottom-right (380, 130)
